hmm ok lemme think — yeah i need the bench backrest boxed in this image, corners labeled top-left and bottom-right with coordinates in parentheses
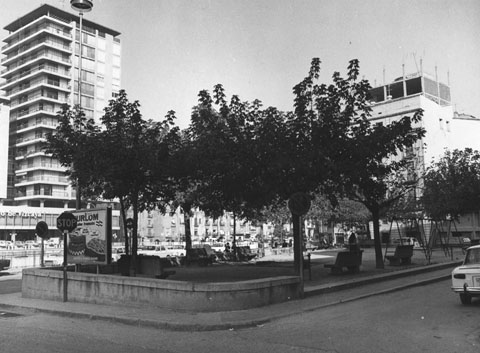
top-left (394, 245), bottom-right (414, 257)
top-left (335, 251), bottom-right (362, 266)
top-left (187, 248), bottom-right (208, 259)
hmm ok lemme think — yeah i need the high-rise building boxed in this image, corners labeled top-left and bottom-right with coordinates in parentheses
top-left (0, 96), bottom-right (9, 202)
top-left (0, 4), bottom-right (121, 208)
top-left (0, 4), bottom-right (122, 241)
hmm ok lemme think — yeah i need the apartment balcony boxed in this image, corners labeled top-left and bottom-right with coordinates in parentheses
top-left (6, 79), bottom-right (70, 100)
top-left (15, 133), bottom-right (48, 148)
top-left (10, 104), bottom-right (57, 122)
top-left (6, 77), bottom-right (72, 101)
top-left (15, 190), bottom-right (71, 201)
top-left (15, 161), bottom-right (64, 173)
top-left (2, 37), bottom-right (71, 66)
top-left (16, 118), bottom-right (57, 134)
top-left (15, 148), bottom-right (45, 160)
top-left (10, 91), bottom-right (68, 111)
top-left (15, 175), bottom-right (69, 187)
top-left (0, 64), bottom-right (70, 91)
top-left (1, 50), bottom-right (71, 77)
top-left (2, 19), bottom-right (72, 54)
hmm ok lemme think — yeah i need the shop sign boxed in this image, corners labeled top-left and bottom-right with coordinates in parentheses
top-left (0, 210), bottom-right (42, 218)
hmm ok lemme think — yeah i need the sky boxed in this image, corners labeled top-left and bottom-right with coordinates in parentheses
top-left (1, 0), bottom-right (479, 128)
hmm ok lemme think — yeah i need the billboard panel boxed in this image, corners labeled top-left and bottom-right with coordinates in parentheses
top-left (68, 208), bottom-right (112, 264)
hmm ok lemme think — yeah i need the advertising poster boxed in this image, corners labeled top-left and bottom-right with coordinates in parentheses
top-left (68, 208), bottom-right (112, 264)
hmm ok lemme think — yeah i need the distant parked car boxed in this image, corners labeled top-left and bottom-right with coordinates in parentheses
top-left (451, 245), bottom-right (480, 305)
top-left (13, 241), bottom-right (25, 249)
top-left (25, 240), bottom-right (39, 249)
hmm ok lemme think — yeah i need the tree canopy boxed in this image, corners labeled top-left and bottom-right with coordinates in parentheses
top-left (422, 148), bottom-right (480, 220)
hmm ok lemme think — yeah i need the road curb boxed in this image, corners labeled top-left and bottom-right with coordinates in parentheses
top-left (0, 262), bottom-right (460, 332)
top-left (304, 261), bottom-right (460, 297)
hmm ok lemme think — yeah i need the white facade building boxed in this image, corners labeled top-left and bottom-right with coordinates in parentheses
top-left (0, 4), bottom-right (121, 240)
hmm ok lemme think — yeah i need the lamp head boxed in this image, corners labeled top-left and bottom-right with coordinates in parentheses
top-left (70, 0), bottom-right (93, 13)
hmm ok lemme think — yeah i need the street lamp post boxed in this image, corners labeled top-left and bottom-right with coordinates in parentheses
top-left (70, 0), bottom-right (93, 210)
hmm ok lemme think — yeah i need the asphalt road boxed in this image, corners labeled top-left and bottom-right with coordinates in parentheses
top-left (0, 278), bottom-right (478, 353)
top-left (0, 278), bottom-right (21, 294)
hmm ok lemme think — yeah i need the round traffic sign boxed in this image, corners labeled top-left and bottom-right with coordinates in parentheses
top-left (288, 192), bottom-right (311, 216)
top-left (35, 221), bottom-right (49, 239)
top-left (57, 212), bottom-right (78, 232)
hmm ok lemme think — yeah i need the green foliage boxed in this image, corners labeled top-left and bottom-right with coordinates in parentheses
top-left (291, 58), bottom-right (425, 268)
top-left (187, 84), bottom-right (283, 220)
top-left (44, 90), bottom-right (179, 261)
top-left (422, 148), bottom-right (480, 220)
top-left (44, 104), bottom-right (100, 199)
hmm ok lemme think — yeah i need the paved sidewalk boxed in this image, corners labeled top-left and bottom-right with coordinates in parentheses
top-left (0, 247), bottom-right (463, 331)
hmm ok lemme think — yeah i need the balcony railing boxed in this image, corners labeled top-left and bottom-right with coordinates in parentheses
top-left (16, 162), bottom-right (63, 171)
top-left (2, 37), bottom-right (71, 63)
top-left (16, 119), bottom-right (57, 132)
top-left (15, 175), bottom-right (69, 184)
top-left (10, 92), bottom-right (68, 108)
top-left (16, 190), bottom-right (69, 198)
top-left (16, 134), bottom-right (48, 144)
top-left (3, 23), bottom-right (72, 52)
top-left (15, 148), bottom-right (44, 158)
top-left (6, 78), bottom-right (70, 97)
top-left (10, 105), bottom-right (57, 120)
top-left (2, 50), bottom-right (71, 75)
top-left (1, 64), bottom-right (70, 87)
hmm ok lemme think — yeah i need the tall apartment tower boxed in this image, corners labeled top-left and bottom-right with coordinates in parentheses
top-left (0, 4), bottom-right (121, 208)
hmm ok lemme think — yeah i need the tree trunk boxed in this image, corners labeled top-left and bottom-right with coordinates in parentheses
top-left (129, 197), bottom-right (139, 276)
top-left (292, 213), bottom-right (301, 272)
top-left (371, 205), bottom-right (384, 269)
top-left (183, 203), bottom-right (192, 251)
top-left (119, 197), bottom-right (129, 256)
top-left (233, 213), bottom-right (238, 260)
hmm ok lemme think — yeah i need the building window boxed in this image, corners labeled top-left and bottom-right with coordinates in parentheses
top-left (113, 43), bottom-right (121, 55)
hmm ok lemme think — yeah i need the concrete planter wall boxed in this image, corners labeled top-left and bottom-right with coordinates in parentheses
top-left (22, 268), bottom-right (302, 312)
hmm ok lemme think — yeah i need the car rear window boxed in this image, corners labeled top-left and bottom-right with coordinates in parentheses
top-left (464, 248), bottom-right (480, 265)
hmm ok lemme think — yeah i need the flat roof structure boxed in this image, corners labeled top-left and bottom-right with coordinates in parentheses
top-left (3, 4), bottom-right (120, 37)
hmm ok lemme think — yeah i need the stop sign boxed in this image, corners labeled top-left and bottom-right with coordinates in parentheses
top-left (57, 212), bottom-right (78, 232)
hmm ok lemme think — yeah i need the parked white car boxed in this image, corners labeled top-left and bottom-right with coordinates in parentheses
top-left (451, 244), bottom-right (480, 305)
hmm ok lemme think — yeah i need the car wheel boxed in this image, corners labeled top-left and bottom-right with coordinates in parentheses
top-left (459, 293), bottom-right (472, 305)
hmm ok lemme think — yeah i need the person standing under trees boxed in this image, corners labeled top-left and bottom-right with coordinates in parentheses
top-left (348, 229), bottom-right (359, 253)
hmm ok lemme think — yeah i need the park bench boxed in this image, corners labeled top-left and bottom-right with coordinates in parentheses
top-left (324, 250), bottom-right (363, 274)
top-left (385, 245), bottom-right (414, 266)
top-left (185, 248), bottom-right (214, 266)
top-left (0, 259), bottom-right (10, 271)
top-left (118, 254), bottom-right (176, 279)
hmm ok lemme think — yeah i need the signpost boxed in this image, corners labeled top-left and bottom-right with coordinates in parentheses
top-left (125, 217), bottom-right (134, 256)
top-left (125, 218), bottom-right (134, 275)
top-left (57, 212), bottom-right (78, 302)
top-left (35, 221), bottom-right (49, 267)
top-left (288, 192), bottom-right (311, 298)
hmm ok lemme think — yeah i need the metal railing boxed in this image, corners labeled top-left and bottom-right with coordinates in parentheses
top-left (1, 64), bottom-right (70, 87)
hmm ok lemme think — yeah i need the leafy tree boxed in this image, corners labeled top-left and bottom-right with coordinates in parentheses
top-left (292, 58), bottom-right (426, 268)
top-left (422, 148), bottom-right (480, 220)
top-left (96, 90), bottom-right (177, 268)
top-left (45, 91), bottom-right (178, 275)
top-left (187, 85), bottom-right (282, 255)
